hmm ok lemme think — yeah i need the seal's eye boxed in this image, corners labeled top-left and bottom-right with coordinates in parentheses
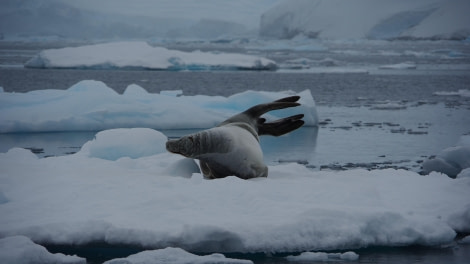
top-left (188, 136), bottom-right (194, 143)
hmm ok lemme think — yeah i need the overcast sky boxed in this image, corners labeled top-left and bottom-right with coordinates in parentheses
top-left (63, 0), bottom-right (281, 28)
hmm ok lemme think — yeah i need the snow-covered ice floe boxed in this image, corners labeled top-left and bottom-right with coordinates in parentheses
top-left (286, 251), bottom-right (359, 262)
top-left (0, 80), bottom-right (317, 133)
top-left (103, 247), bottom-right (252, 264)
top-left (24, 42), bottom-right (277, 71)
top-left (0, 127), bottom-right (469, 256)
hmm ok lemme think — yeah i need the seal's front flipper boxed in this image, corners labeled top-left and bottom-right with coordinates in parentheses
top-left (258, 114), bottom-right (304, 136)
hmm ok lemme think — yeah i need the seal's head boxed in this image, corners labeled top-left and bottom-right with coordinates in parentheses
top-left (166, 135), bottom-right (197, 157)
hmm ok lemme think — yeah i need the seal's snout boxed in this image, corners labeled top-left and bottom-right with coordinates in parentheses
top-left (166, 138), bottom-right (191, 157)
top-left (166, 139), bottom-right (180, 154)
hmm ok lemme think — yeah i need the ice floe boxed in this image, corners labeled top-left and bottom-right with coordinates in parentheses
top-left (433, 89), bottom-right (470, 98)
top-left (24, 42), bottom-right (277, 71)
top-left (0, 128), bottom-right (469, 256)
top-left (422, 135), bottom-right (470, 178)
top-left (0, 80), bottom-right (317, 133)
top-left (103, 247), bottom-right (252, 264)
top-left (379, 62), bottom-right (417, 70)
top-left (286, 251), bottom-right (359, 262)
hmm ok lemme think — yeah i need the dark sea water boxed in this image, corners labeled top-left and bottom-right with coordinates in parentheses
top-left (1, 40), bottom-right (470, 263)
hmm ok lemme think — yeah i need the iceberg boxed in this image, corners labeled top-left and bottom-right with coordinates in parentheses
top-left (0, 128), bottom-right (469, 256)
top-left (260, 0), bottom-right (470, 40)
top-left (0, 80), bottom-right (317, 133)
top-left (24, 42), bottom-right (277, 71)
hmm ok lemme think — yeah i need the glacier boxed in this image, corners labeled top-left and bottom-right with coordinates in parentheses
top-left (0, 80), bottom-right (317, 133)
top-left (24, 42), bottom-right (277, 71)
top-left (260, 0), bottom-right (470, 40)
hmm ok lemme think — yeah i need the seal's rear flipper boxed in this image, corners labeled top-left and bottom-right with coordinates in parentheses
top-left (258, 114), bottom-right (304, 136)
top-left (274, 95), bottom-right (300, 103)
top-left (245, 96), bottom-right (301, 119)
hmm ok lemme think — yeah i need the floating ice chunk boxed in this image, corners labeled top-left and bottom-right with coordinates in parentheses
top-left (422, 144), bottom-right (470, 178)
top-left (0, 144), bottom-right (467, 253)
top-left (433, 89), bottom-right (470, 97)
top-left (123, 84), bottom-right (150, 97)
top-left (286, 251), bottom-right (359, 261)
top-left (78, 128), bottom-right (167, 161)
top-left (370, 102), bottom-right (407, 110)
top-left (0, 236), bottom-right (85, 264)
top-left (379, 62), bottom-right (417, 70)
top-left (103, 247), bottom-right (252, 264)
top-left (0, 80), bottom-right (317, 133)
top-left (24, 42), bottom-right (277, 71)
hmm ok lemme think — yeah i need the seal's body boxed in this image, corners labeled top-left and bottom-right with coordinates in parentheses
top-left (166, 96), bottom-right (304, 179)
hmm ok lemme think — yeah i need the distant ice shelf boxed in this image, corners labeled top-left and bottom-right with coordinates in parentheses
top-left (24, 42), bottom-right (277, 71)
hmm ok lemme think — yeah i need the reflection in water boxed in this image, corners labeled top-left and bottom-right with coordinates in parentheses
top-left (260, 127), bottom-right (318, 166)
top-left (0, 131), bottom-right (96, 158)
top-left (0, 128), bottom-right (318, 165)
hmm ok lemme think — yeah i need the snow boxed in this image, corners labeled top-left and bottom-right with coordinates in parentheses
top-left (260, 0), bottom-right (470, 40)
top-left (24, 42), bottom-right (277, 71)
top-left (422, 135), bottom-right (470, 178)
top-left (103, 247), bottom-right (253, 264)
top-left (0, 236), bottom-right (85, 264)
top-left (0, 80), bottom-right (317, 133)
top-left (0, 127), bottom-right (469, 256)
top-left (286, 251), bottom-right (359, 262)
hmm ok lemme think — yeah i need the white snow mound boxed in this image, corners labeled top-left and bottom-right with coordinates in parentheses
top-left (79, 128), bottom-right (167, 161)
